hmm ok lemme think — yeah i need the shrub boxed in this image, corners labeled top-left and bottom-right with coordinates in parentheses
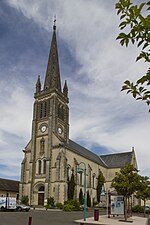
top-left (21, 195), bottom-right (29, 205)
top-left (46, 197), bottom-right (55, 209)
top-left (63, 204), bottom-right (75, 212)
top-left (132, 205), bottom-right (144, 213)
top-left (63, 199), bottom-right (80, 211)
top-left (56, 202), bottom-right (63, 209)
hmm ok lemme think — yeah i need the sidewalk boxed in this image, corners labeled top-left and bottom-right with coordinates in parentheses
top-left (74, 215), bottom-right (148, 225)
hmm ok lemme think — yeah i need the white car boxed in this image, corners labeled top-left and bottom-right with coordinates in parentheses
top-left (16, 204), bottom-right (30, 212)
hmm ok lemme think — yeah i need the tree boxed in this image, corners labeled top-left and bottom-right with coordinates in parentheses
top-left (79, 188), bottom-right (84, 205)
top-left (68, 169), bottom-right (75, 200)
top-left (87, 191), bottom-right (91, 207)
top-left (116, 0), bottom-right (150, 111)
top-left (96, 170), bottom-right (105, 203)
top-left (136, 176), bottom-right (150, 217)
top-left (21, 195), bottom-right (29, 205)
top-left (111, 164), bottom-right (140, 221)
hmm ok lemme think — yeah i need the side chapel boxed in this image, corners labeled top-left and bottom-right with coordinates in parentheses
top-left (19, 22), bottom-right (137, 206)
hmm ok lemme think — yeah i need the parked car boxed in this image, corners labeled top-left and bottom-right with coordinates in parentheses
top-left (16, 204), bottom-right (30, 212)
top-left (145, 205), bottom-right (150, 211)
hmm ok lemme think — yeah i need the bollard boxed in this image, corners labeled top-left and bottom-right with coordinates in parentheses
top-left (28, 216), bottom-right (32, 225)
top-left (94, 208), bottom-right (99, 221)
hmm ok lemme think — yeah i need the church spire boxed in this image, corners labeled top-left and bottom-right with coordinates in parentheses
top-left (44, 18), bottom-right (61, 91)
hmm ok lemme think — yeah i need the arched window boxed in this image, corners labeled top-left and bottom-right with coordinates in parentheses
top-left (80, 172), bottom-right (83, 186)
top-left (44, 101), bottom-right (47, 117)
top-left (39, 186), bottom-right (45, 192)
top-left (43, 159), bottom-right (46, 174)
top-left (58, 104), bottom-right (65, 121)
top-left (38, 160), bottom-right (42, 174)
top-left (40, 102), bottom-right (43, 118)
top-left (40, 138), bottom-right (45, 155)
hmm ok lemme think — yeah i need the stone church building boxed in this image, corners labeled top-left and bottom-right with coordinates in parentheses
top-left (19, 23), bottom-right (137, 206)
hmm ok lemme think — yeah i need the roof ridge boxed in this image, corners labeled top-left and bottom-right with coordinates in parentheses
top-left (100, 151), bottom-right (132, 157)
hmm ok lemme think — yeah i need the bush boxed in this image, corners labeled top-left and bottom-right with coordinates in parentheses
top-left (21, 195), bottom-right (29, 205)
top-left (132, 205), bottom-right (144, 213)
top-left (46, 197), bottom-right (55, 209)
top-left (56, 202), bottom-right (63, 209)
top-left (63, 200), bottom-right (80, 211)
top-left (63, 204), bottom-right (75, 212)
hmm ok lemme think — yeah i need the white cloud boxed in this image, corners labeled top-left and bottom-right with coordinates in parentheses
top-left (2, 0), bottom-right (150, 179)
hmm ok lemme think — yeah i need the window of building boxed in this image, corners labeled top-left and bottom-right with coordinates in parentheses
top-left (44, 101), bottom-right (47, 117)
top-left (38, 160), bottom-right (42, 174)
top-left (80, 172), bottom-right (82, 186)
top-left (88, 166), bottom-right (92, 188)
top-left (39, 186), bottom-right (45, 192)
top-left (40, 138), bottom-right (45, 155)
top-left (58, 104), bottom-right (65, 121)
top-left (40, 102), bottom-right (43, 118)
top-left (92, 175), bottom-right (95, 189)
top-left (43, 159), bottom-right (46, 174)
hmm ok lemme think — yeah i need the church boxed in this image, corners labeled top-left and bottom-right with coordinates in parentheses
top-left (19, 22), bottom-right (137, 206)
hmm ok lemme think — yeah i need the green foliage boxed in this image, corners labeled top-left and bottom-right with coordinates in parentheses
top-left (132, 205), bottom-right (144, 213)
top-left (96, 170), bottom-right (105, 203)
top-left (63, 199), bottom-right (80, 211)
top-left (116, 0), bottom-right (150, 111)
top-left (111, 164), bottom-right (141, 221)
top-left (21, 195), bottom-right (29, 205)
top-left (87, 191), bottom-right (91, 207)
top-left (136, 176), bottom-right (150, 201)
top-left (111, 164), bottom-right (140, 198)
top-left (79, 188), bottom-right (84, 205)
top-left (63, 204), bottom-right (75, 212)
top-left (56, 202), bottom-right (63, 209)
top-left (46, 197), bottom-right (55, 209)
top-left (132, 205), bottom-right (150, 214)
top-left (68, 170), bottom-right (76, 200)
top-left (135, 176), bottom-right (150, 216)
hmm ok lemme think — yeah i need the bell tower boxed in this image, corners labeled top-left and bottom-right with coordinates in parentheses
top-left (26, 20), bottom-right (69, 205)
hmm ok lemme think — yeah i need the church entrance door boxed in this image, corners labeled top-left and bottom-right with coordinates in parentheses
top-left (38, 193), bottom-right (44, 206)
top-left (38, 186), bottom-right (45, 206)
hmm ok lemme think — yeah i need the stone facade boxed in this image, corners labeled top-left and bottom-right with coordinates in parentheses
top-left (19, 24), bottom-right (137, 206)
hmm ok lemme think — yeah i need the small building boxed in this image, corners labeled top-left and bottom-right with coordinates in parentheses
top-left (0, 178), bottom-right (19, 199)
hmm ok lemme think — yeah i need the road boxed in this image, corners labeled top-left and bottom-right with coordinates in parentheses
top-left (0, 209), bottom-right (103, 225)
top-left (0, 209), bottom-right (149, 225)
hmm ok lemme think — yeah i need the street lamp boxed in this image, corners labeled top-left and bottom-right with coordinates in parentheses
top-left (77, 162), bottom-right (86, 222)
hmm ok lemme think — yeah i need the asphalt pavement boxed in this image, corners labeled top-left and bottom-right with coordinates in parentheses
top-left (0, 209), bottom-right (149, 225)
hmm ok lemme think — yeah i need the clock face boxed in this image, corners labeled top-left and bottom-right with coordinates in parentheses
top-left (57, 127), bottom-right (62, 134)
top-left (40, 125), bottom-right (47, 133)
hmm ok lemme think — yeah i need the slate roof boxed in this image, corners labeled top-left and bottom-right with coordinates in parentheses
top-left (66, 140), bottom-right (133, 169)
top-left (100, 151), bottom-right (133, 168)
top-left (67, 139), bottom-right (108, 167)
top-left (0, 178), bottom-right (19, 193)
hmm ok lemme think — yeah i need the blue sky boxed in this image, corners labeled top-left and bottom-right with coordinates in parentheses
top-left (0, 0), bottom-right (149, 180)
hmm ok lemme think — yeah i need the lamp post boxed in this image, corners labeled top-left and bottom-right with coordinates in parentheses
top-left (77, 162), bottom-right (86, 222)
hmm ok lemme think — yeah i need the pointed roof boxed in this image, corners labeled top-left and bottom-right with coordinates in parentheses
top-left (44, 21), bottom-right (61, 91)
top-left (100, 151), bottom-right (133, 168)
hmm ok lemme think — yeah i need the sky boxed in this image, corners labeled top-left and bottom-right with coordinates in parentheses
top-left (0, 0), bottom-right (149, 181)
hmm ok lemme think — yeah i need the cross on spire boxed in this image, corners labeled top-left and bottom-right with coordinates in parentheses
top-left (53, 15), bottom-right (56, 31)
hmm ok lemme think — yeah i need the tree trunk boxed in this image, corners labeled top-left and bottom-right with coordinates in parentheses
top-left (124, 197), bottom-right (127, 221)
top-left (144, 199), bottom-right (146, 218)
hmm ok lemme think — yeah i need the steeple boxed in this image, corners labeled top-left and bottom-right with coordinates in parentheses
top-left (44, 19), bottom-right (61, 91)
top-left (63, 80), bottom-right (68, 98)
top-left (36, 75), bottom-right (41, 93)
